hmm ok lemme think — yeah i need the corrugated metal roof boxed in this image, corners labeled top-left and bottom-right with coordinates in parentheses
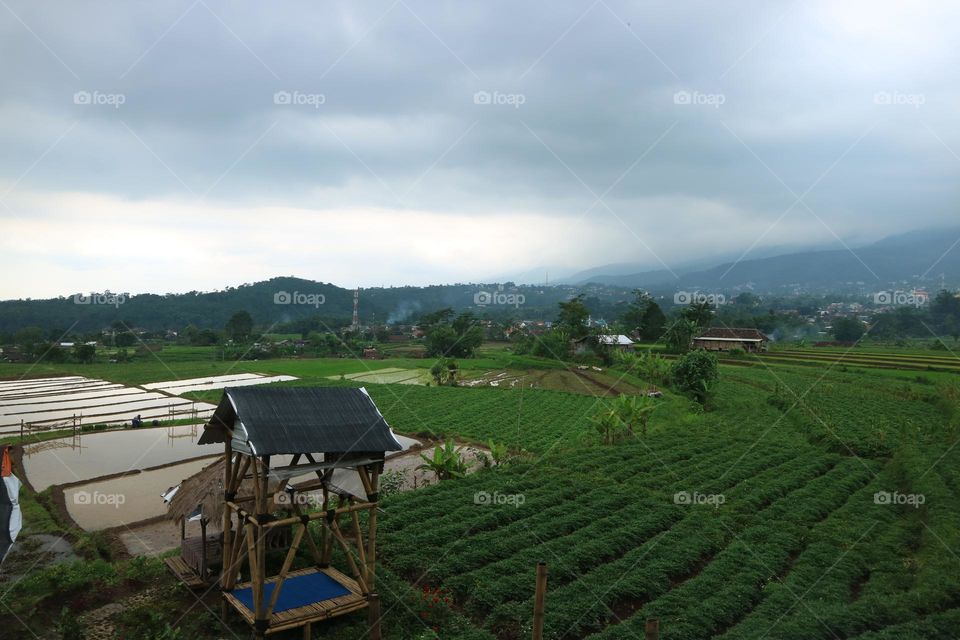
top-left (199, 387), bottom-right (403, 456)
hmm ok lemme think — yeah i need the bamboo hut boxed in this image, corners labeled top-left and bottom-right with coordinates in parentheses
top-left (164, 459), bottom-right (292, 587)
top-left (194, 386), bottom-right (402, 639)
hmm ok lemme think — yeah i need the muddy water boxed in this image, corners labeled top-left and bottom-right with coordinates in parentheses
top-left (21, 425), bottom-right (216, 491)
top-left (64, 458), bottom-right (214, 531)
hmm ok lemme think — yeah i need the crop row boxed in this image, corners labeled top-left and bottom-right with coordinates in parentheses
top-left (483, 450), bottom-right (842, 637)
top-left (456, 447), bottom-right (812, 619)
top-left (588, 457), bottom-right (877, 640)
top-left (717, 443), bottom-right (960, 639)
top-left (381, 439), bottom-right (807, 587)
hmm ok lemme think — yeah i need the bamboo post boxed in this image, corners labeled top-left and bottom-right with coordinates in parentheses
top-left (200, 518), bottom-right (208, 581)
top-left (645, 619), bottom-right (659, 640)
top-left (368, 593), bottom-right (381, 640)
top-left (255, 456), bottom-right (270, 637)
top-left (365, 465), bottom-right (381, 640)
top-left (221, 440), bottom-right (233, 594)
top-left (265, 523), bottom-right (306, 619)
top-left (533, 562), bottom-right (547, 640)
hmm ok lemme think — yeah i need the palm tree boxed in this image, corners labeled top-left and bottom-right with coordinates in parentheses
top-left (663, 319), bottom-right (698, 354)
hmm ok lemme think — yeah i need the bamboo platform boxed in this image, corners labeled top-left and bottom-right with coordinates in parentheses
top-left (163, 556), bottom-right (207, 589)
top-left (223, 566), bottom-right (368, 635)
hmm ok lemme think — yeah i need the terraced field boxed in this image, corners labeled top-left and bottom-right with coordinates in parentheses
top-left (760, 347), bottom-right (960, 372)
top-left (2, 349), bottom-right (958, 639)
top-left (360, 355), bottom-right (960, 639)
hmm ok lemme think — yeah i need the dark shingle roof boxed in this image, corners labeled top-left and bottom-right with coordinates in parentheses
top-left (199, 387), bottom-right (402, 456)
top-left (695, 327), bottom-right (769, 341)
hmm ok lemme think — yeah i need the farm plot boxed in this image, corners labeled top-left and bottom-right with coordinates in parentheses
top-left (329, 368), bottom-right (430, 385)
top-left (378, 435), bottom-right (876, 638)
top-left (759, 349), bottom-right (960, 372)
top-left (722, 366), bottom-right (948, 457)
top-left (0, 376), bottom-right (216, 435)
top-left (143, 372), bottom-right (298, 395)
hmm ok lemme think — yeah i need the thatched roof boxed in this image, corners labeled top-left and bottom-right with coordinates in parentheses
top-left (166, 458), bottom-right (285, 526)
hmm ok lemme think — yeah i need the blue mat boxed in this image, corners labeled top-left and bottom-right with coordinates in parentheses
top-left (232, 571), bottom-right (352, 614)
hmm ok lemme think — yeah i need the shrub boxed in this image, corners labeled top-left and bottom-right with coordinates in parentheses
top-left (671, 350), bottom-right (719, 403)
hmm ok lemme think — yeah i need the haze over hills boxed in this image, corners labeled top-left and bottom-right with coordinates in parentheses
top-left (0, 228), bottom-right (957, 334)
top-left (571, 228), bottom-right (960, 293)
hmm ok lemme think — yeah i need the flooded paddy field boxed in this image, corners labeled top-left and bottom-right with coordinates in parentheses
top-left (21, 424), bottom-right (211, 491)
top-left (143, 372), bottom-right (298, 395)
top-left (0, 376), bottom-right (216, 434)
top-left (64, 457), bottom-right (214, 531)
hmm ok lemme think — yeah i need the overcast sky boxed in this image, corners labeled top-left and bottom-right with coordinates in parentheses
top-left (1, 0), bottom-right (958, 298)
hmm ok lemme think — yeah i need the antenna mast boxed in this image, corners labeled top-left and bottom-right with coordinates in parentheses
top-left (352, 288), bottom-right (360, 332)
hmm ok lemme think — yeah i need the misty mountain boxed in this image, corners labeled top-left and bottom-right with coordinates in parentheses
top-left (576, 228), bottom-right (960, 293)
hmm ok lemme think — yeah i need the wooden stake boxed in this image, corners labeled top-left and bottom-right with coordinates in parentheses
top-left (645, 619), bottom-right (659, 640)
top-left (368, 592), bottom-right (381, 640)
top-left (533, 562), bottom-right (547, 640)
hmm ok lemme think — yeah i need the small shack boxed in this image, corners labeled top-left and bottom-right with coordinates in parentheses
top-left (191, 386), bottom-right (403, 638)
top-left (164, 458), bottom-right (290, 588)
top-left (692, 327), bottom-right (770, 352)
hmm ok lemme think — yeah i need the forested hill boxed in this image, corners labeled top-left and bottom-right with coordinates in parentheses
top-left (0, 277), bottom-right (634, 333)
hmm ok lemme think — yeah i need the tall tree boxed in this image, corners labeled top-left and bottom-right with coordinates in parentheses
top-left (557, 295), bottom-right (590, 340)
top-left (832, 317), bottom-right (865, 342)
top-left (225, 311), bottom-right (254, 343)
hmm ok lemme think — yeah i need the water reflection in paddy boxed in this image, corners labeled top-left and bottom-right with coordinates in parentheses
top-left (22, 425), bottom-right (212, 491)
